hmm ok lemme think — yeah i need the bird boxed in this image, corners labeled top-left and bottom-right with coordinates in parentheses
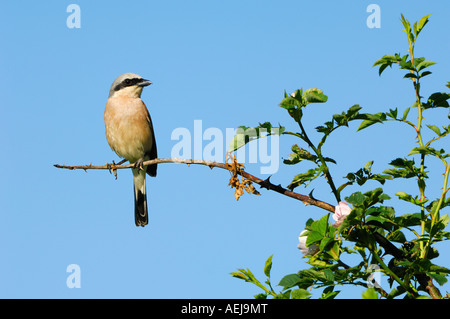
top-left (104, 73), bottom-right (157, 227)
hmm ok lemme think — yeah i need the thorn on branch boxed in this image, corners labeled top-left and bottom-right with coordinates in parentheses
top-left (258, 176), bottom-right (285, 194)
top-left (54, 156), bottom-right (336, 213)
top-left (259, 176), bottom-right (272, 190)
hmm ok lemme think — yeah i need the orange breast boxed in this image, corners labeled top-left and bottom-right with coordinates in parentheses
top-left (104, 96), bottom-right (153, 162)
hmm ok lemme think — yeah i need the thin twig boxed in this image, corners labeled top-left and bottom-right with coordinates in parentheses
top-left (54, 157), bottom-right (336, 212)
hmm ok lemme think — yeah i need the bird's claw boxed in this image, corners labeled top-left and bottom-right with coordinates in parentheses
top-left (134, 158), bottom-right (145, 171)
top-left (107, 160), bottom-right (119, 179)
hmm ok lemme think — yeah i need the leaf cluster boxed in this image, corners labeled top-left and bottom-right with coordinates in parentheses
top-left (230, 13), bottom-right (450, 299)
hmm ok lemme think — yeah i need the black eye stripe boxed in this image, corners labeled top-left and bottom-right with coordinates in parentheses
top-left (114, 78), bottom-right (144, 91)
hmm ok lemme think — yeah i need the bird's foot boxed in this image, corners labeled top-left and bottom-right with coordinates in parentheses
top-left (107, 160), bottom-right (119, 180)
top-left (134, 158), bottom-right (145, 171)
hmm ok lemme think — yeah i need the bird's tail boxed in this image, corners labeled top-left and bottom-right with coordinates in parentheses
top-left (133, 168), bottom-right (148, 227)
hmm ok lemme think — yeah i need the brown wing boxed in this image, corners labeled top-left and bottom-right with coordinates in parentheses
top-left (145, 107), bottom-right (157, 177)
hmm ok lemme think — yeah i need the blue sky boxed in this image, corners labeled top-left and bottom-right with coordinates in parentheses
top-left (0, 1), bottom-right (449, 299)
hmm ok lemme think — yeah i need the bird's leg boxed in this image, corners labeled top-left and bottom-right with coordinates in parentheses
top-left (134, 157), bottom-right (145, 171)
top-left (116, 158), bottom-right (127, 165)
top-left (107, 158), bottom-right (128, 179)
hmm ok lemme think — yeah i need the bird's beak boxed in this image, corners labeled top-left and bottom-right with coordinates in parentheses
top-left (138, 79), bottom-right (152, 87)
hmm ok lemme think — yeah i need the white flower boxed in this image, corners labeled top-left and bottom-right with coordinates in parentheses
top-left (332, 201), bottom-right (352, 228)
top-left (297, 230), bottom-right (319, 256)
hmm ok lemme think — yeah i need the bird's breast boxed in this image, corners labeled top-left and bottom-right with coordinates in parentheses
top-left (104, 96), bottom-right (153, 162)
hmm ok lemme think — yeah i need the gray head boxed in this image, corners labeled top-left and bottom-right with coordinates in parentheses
top-left (108, 73), bottom-right (152, 98)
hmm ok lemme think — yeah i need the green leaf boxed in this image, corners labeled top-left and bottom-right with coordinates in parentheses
top-left (278, 274), bottom-right (301, 289)
top-left (394, 213), bottom-right (422, 227)
top-left (383, 168), bottom-right (413, 179)
top-left (396, 191), bottom-right (427, 206)
top-left (242, 268), bottom-right (257, 283)
top-left (440, 214), bottom-right (449, 228)
top-left (315, 104), bottom-right (363, 143)
top-left (302, 88), bottom-right (328, 104)
top-left (230, 271), bottom-right (248, 281)
top-left (408, 146), bottom-right (446, 159)
top-left (321, 286), bottom-right (340, 299)
top-left (416, 14), bottom-right (431, 37)
top-left (387, 229), bottom-right (407, 243)
top-left (231, 268), bottom-right (272, 294)
top-left (402, 107), bottom-right (410, 120)
top-left (310, 214), bottom-right (330, 236)
top-left (408, 146), bottom-right (429, 156)
top-left (427, 272), bottom-right (447, 286)
top-left (388, 157), bottom-right (416, 169)
top-left (322, 268), bottom-right (335, 282)
top-left (386, 108), bottom-right (398, 119)
top-left (403, 72), bottom-right (417, 79)
top-left (315, 121), bottom-right (334, 134)
top-left (400, 14), bottom-right (414, 44)
top-left (362, 288), bottom-right (378, 299)
top-left (337, 208), bottom-right (363, 232)
top-left (416, 60), bottom-right (436, 72)
top-left (228, 123), bottom-right (285, 152)
top-left (412, 21), bottom-right (418, 37)
top-left (275, 290), bottom-right (292, 299)
top-left (279, 97), bottom-right (300, 110)
top-left (413, 56), bottom-right (425, 68)
top-left (356, 113), bottom-right (387, 131)
top-left (287, 167), bottom-right (323, 190)
top-left (419, 71), bottom-right (432, 78)
top-left (429, 264), bottom-right (450, 274)
top-left (373, 54), bottom-right (401, 76)
top-left (332, 105), bottom-right (364, 127)
top-left (424, 92), bottom-right (450, 109)
top-left (229, 127), bottom-right (252, 152)
top-left (344, 162), bottom-right (391, 187)
top-left (325, 241), bottom-right (340, 260)
top-left (399, 59), bottom-right (414, 71)
top-left (280, 90), bottom-right (304, 110)
top-left (373, 54), bottom-right (398, 66)
top-left (306, 231), bottom-right (323, 247)
top-left (319, 237), bottom-right (333, 252)
top-left (346, 192), bottom-right (365, 206)
top-left (264, 255), bottom-right (273, 278)
top-left (283, 144), bottom-right (318, 165)
top-left (426, 124), bottom-right (441, 136)
top-left (306, 214), bottom-right (331, 247)
top-left (427, 214), bottom-right (450, 239)
top-left (290, 288), bottom-right (312, 299)
top-left (363, 188), bottom-right (390, 207)
top-left (377, 63), bottom-right (392, 76)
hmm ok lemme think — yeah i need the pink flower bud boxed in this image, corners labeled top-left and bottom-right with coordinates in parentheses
top-left (332, 201), bottom-right (352, 228)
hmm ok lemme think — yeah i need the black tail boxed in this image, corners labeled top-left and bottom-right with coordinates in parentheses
top-left (134, 184), bottom-right (148, 227)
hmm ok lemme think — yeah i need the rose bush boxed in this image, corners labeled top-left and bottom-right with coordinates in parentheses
top-left (230, 14), bottom-right (450, 299)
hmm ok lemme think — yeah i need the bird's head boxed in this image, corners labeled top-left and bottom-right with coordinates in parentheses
top-left (108, 73), bottom-right (152, 98)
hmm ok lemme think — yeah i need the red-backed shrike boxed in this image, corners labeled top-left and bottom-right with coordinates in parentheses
top-left (104, 73), bottom-right (157, 227)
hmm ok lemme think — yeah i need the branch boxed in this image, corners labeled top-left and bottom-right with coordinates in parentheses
top-left (54, 157), bottom-right (336, 213)
top-left (372, 231), bottom-right (442, 299)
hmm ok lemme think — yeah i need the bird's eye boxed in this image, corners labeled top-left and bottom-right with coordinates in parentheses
top-left (124, 79), bottom-right (131, 85)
